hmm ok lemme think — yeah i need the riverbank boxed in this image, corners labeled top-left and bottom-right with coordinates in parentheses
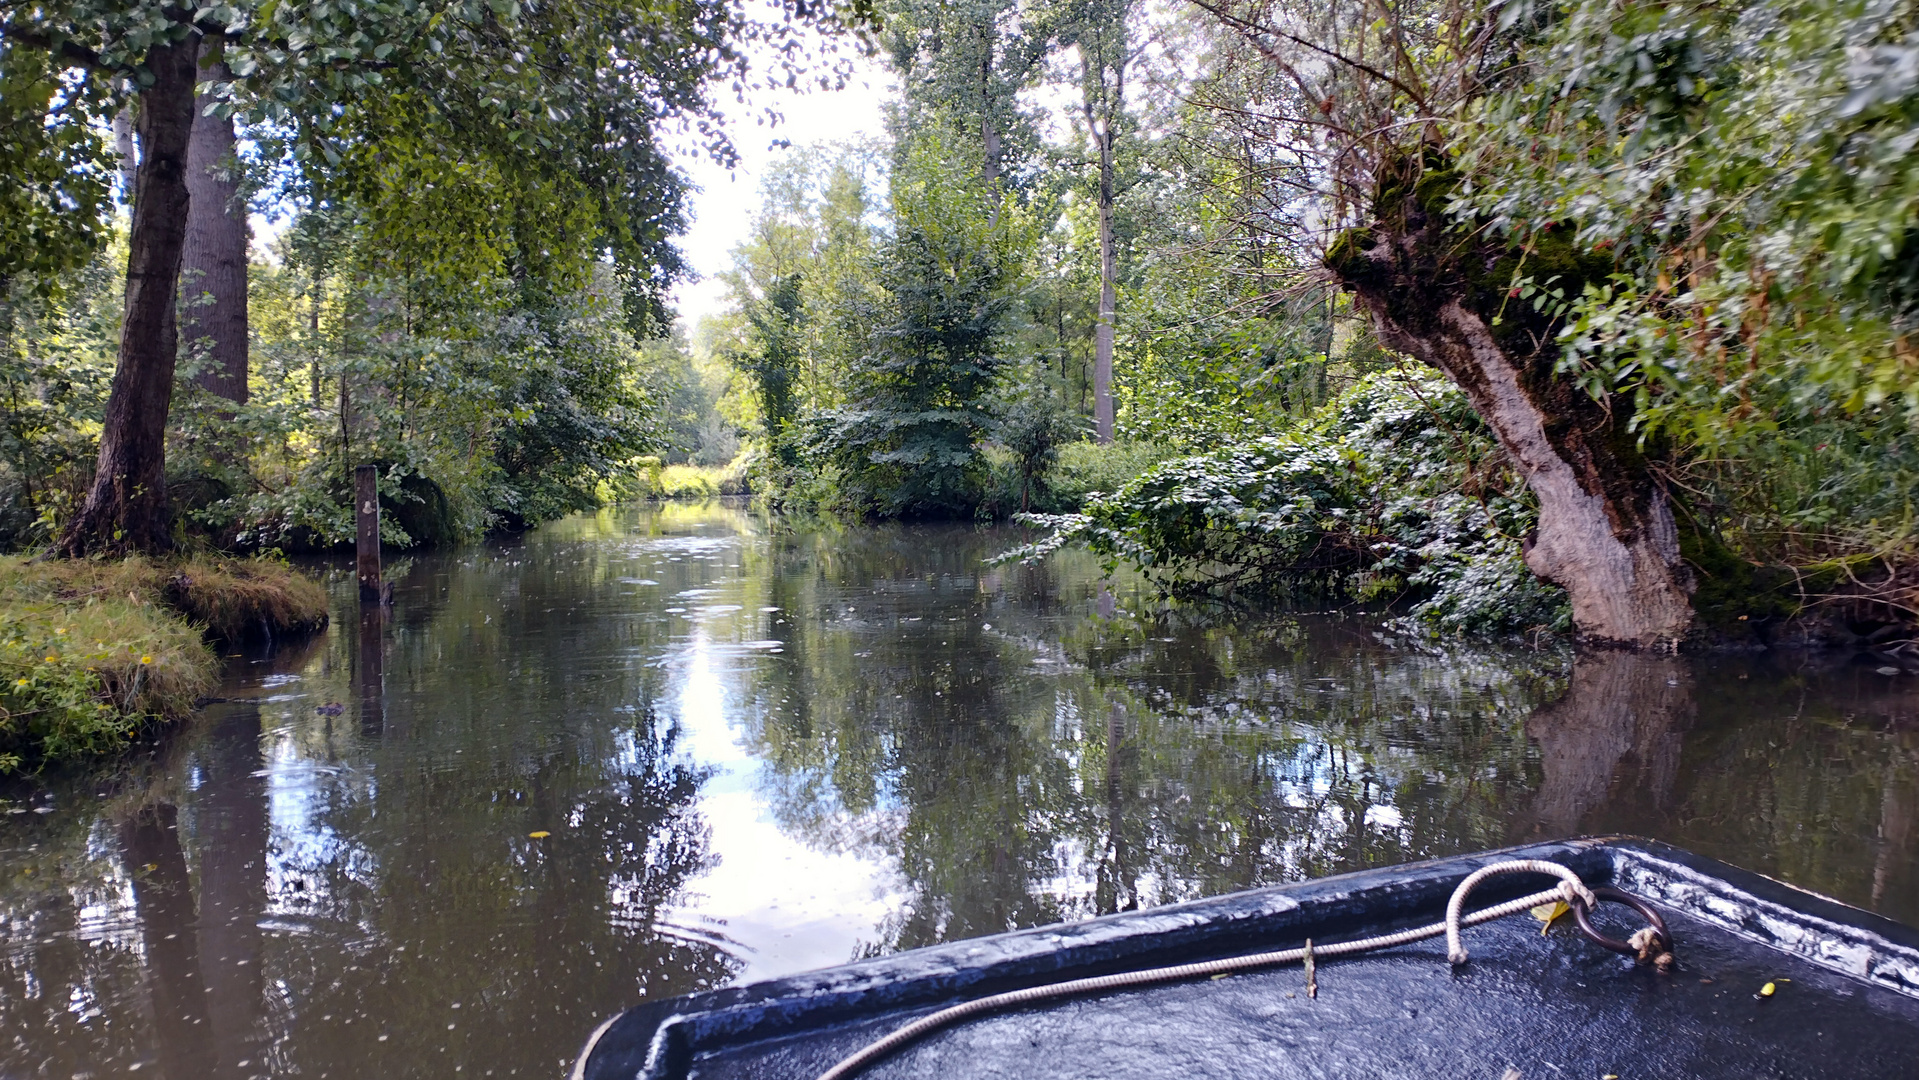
top-left (0, 555), bottom-right (328, 773)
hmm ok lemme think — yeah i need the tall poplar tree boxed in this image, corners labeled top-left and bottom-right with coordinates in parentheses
top-left (1055, 0), bottom-right (1140, 443)
top-left (181, 62), bottom-right (248, 407)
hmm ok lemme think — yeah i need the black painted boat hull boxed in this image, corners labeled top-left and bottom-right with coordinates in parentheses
top-left (573, 838), bottom-right (1919, 1080)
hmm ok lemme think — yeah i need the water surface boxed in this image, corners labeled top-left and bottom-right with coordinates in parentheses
top-left (2, 503), bottom-right (1914, 1078)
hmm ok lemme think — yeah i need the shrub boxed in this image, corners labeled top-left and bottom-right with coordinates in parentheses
top-left (1001, 371), bottom-right (1572, 637)
top-left (1044, 441), bottom-right (1181, 510)
top-left (616, 454), bottom-right (751, 501)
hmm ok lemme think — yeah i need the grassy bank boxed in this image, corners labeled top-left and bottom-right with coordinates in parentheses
top-left (0, 556), bottom-right (328, 773)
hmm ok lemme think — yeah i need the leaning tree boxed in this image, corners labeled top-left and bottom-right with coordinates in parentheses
top-left (1191, 0), bottom-right (1919, 648)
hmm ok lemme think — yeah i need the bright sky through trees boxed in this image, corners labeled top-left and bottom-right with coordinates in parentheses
top-left (671, 46), bottom-right (896, 331)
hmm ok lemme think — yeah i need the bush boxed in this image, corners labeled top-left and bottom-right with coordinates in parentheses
top-left (1001, 371), bottom-right (1572, 637)
top-left (657, 465), bottom-right (719, 499)
top-left (613, 452), bottom-right (756, 502)
top-left (1044, 441), bottom-right (1181, 509)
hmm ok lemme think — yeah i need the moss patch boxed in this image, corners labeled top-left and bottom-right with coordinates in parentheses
top-left (0, 555), bottom-right (329, 773)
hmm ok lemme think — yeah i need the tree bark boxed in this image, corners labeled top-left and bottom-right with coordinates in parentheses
top-left (978, 32), bottom-right (1001, 191)
top-left (1080, 37), bottom-right (1126, 445)
top-left (59, 35), bottom-right (200, 556)
top-left (309, 273), bottom-right (324, 407)
top-left (1092, 125), bottom-right (1116, 444)
top-left (181, 63), bottom-right (248, 405)
top-left (1327, 170), bottom-right (1697, 648)
top-left (112, 106), bottom-right (137, 206)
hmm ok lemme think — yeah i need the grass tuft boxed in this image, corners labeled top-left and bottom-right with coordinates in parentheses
top-left (164, 557), bottom-right (331, 640)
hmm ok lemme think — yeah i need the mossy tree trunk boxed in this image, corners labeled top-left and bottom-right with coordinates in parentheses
top-left (1326, 168), bottom-right (1696, 648)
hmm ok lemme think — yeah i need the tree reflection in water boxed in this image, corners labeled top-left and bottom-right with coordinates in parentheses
top-left (0, 505), bottom-right (1913, 1076)
top-left (1523, 653), bottom-right (1694, 837)
top-left (0, 543), bottom-right (737, 1077)
top-left (735, 523), bottom-right (1919, 958)
top-left (739, 526), bottom-right (1567, 954)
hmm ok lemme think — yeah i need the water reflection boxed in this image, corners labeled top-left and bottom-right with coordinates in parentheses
top-left (1523, 653), bottom-right (1694, 837)
top-left (0, 502), bottom-right (1914, 1076)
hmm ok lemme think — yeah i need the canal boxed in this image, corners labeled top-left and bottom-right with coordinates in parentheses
top-left (2, 502), bottom-right (1914, 1078)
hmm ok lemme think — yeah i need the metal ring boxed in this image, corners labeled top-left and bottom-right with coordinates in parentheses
top-left (1569, 885), bottom-right (1673, 958)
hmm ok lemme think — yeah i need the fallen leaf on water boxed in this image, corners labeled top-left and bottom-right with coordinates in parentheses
top-left (528, 831), bottom-right (550, 839)
top-left (1758, 981), bottom-right (1776, 998)
top-left (1531, 900), bottom-right (1571, 935)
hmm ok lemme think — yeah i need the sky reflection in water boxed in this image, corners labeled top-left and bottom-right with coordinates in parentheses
top-left (0, 501), bottom-right (1914, 1078)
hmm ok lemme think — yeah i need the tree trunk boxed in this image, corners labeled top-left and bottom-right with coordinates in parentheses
top-left (979, 36), bottom-right (1001, 191)
top-left (981, 117), bottom-right (1001, 188)
top-left (309, 274), bottom-right (324, 407)
top-left (181, 65), bottom-right (248, 405)
top-left (112, 106), bottom-right (137, 206)
top-left (59, 36), bottom-right (200, 556)
top-left (1327, 169), bottom-right (1696, 648)
top-left (1092, 126), bottom-right (1117, 444)
top-left (1082, 40), bottom-right (1126, 445)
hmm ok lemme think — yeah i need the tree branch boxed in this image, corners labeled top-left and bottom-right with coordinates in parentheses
top-left (0, 21), bottom-right (117, 73)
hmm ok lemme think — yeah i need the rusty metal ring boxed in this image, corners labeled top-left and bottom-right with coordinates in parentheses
top-left (1569, 885), bottom-right (1673, 958)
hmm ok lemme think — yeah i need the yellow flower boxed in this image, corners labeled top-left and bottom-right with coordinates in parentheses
top-left (14, 678), bottom-right (26, 686)
top-left (53, 628), bottom-right (65, 635)
top-left (43, 656), bottom-right (56, 663)
top-left (139, 655), bottom-right (153, 665)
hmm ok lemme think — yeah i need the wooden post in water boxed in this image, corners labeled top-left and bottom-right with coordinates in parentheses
top-left (357, 600), bottom-right (385, 737)
top-left (355, 465), bottom-right (381, 602)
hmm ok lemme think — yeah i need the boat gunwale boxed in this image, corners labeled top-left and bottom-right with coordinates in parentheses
top-left (573, 837), bottom-right (1919, 1080)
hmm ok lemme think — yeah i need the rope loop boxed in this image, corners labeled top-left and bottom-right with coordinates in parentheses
top-left (1444, 859), bottom-right (1598, 965)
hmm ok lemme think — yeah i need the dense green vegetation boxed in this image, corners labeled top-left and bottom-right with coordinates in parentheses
top-left (3, 0), bottom-right (1916, 657)
top-left (1006, 371), bottom-right (1572, 636)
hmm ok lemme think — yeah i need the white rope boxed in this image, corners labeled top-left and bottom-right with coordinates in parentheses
top-left (1444, 859), bottom-right (1596, 965)
top-left (815, 860), bottom-right (1602, 1080)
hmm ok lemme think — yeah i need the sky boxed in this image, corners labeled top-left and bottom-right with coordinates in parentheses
top-left (667, 46), bottom-right (897, 333)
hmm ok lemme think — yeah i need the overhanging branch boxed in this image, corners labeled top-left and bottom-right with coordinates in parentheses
top-left (0, 22), bottom-right (117, 73)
